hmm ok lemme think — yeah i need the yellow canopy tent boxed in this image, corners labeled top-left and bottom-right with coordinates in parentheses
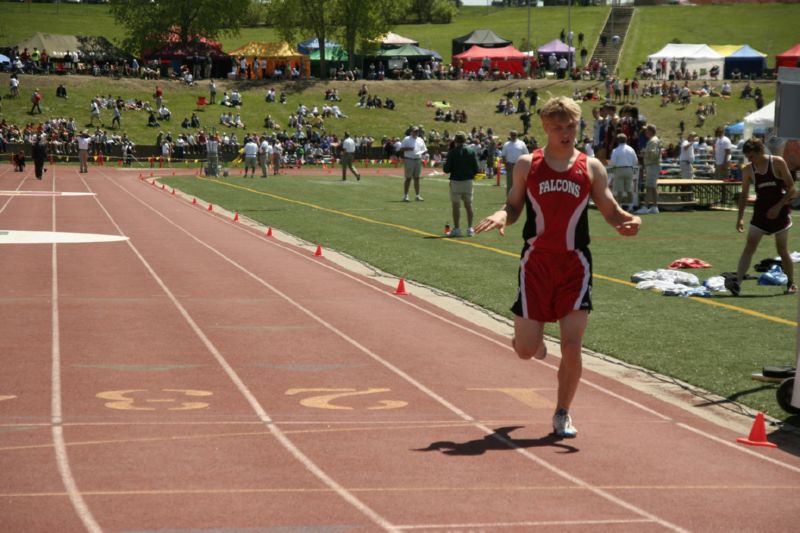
top-left (228, 41), bottom-right (310, 80)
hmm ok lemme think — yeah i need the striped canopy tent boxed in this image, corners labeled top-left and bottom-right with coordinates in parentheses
top-left (228, 41), bottom-right (310, 80)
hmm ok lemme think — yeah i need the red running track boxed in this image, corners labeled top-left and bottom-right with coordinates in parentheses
top-left (1, 164), bottom-right (799, 532)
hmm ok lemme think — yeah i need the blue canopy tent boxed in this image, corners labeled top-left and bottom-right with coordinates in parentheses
top-left (724, 45), bottom-right (767, 79)
top-left (297, 37), bottom-right (341, 55)
top-left (725, 121), bottom-right (767, 138)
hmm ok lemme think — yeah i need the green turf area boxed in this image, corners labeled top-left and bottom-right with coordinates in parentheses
top-left (159, 171), bottom-right (798, 422)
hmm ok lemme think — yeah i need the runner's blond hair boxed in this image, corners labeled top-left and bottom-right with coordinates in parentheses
top-left (539, 96), bottom-right (582, 123)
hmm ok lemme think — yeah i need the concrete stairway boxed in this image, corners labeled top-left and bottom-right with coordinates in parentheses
top-left (590, 6), bottom-right (635, 74)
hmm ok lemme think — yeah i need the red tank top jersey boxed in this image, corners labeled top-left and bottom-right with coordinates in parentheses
top-left (751, 155), bottom-right (791, 234)
top-left (521, 149), bottom-right (591, 252)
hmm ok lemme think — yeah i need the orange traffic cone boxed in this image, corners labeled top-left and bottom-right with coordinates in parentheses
top-left (171, 188), bottom-right (176, 195)
top-left (737, 412), bottom-right (777, 448)
top-left (233, 212), bottom-right (239, 222)
top-left (394, 278), bottom-right (409, 295)
top-left (314, 244), bottom-right (323, 257)
top-left (207, 203), bottom-right (213, 212)
top-left (192, 197), bottom-right (197, 205)
top-left (139, 173), bottom-right (144, 181)
top-left (266, 227), bottom-right (273, 237)
top-left (161, 183), bottom-right (166, 190)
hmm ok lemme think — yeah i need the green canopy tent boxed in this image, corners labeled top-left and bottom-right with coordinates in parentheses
top-left (371, 44), bottom-right (438, 78)
top-left (308, 47), bottom-right (348, 78)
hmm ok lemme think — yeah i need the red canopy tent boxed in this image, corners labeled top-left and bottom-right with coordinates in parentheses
top-left (453, 44), bottom-right (527, 76)
top-left (776, 44), bottom-right (800, 70)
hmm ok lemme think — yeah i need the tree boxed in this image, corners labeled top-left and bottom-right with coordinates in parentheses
top-left (268, 0), bottom-right (333, 79)
top-left (110, 0), bottom-right (251, 54)
top-left (333, 0), bottom-right (407, 71)
top-left (408, 0), bottom-right (456, 23)
top-left (269, 0), bottom-right (408, 78)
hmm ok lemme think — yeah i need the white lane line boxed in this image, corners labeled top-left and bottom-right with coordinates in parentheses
top-left (83, 173), bottom-right (400, 532)
top-left (677, 423), bottom-right (800, 474)
top-left (108, 177), bottom-right (687, 532)
top-left (0, 230), bottom-right (128, 244)
top-left (49, 167), bottom-right (103, 533)
top-left (0, 175), bottom-right (31, 215)
top-left (193, 191), bottom-right (800, 477)
top-left (397, 519), bottom-right (655, 530)
top-left (0, 190), bottom-right (95, 197)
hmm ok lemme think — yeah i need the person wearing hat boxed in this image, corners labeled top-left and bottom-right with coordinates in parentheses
top-left (77, 130), bottom-right (91, 173)
top-left (340, 131), bottom-right (360, 181)
top-left (443, 131), bottom-right (479, 237)
top-left (400, 126), bottom-right (428, 201)
top-left (500, 130), bottom-right (528, 193)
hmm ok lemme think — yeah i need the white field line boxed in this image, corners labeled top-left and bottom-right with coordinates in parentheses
top-left (106, 174), bottom-right (687, 532)
top-left (84, 172), bottom-right (400, 532)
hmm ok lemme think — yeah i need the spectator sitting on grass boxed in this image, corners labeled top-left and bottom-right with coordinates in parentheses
top-left (147, 112), bottom-right (159, 127)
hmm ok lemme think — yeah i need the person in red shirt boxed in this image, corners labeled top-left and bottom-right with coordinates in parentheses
top-left (475, 96), bottom-right (640, 438)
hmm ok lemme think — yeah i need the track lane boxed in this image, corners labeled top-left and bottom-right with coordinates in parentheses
top-left (1, 167), bottom-right (798, 531)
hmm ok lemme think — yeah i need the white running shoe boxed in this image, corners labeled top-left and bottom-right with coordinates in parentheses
top-left (415, 195), bottom-right (424, 201)
top-left (467, 227), bottom-right (475, 237)
top-left (635, 206), bottom-right (650, 215)
top-left (649, 206), bottom-right (660, 214)
top-left (402, 195), bottom-right (410, 202)
top-left (552, 410), bottom-right (578, 438)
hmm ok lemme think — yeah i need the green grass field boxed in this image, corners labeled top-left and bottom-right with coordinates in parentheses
top-left (157, 170), bottom-right (798, 422)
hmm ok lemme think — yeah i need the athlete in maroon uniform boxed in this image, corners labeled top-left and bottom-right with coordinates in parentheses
top-left (730, 138), bottom-right (795, 295)
top-left (475, 96), bottom-right (641, 438)
top-left (513, 149), bottom-right (593, 322)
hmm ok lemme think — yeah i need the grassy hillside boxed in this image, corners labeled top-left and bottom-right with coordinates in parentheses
top-left (2, 3), bottom-right (798, 73)
top-left (0, 72), bottom-right (775, 151)
top-left (618, 4), bottom-right (800, 76)
top-left (0, 4), bottom-right (608, 63)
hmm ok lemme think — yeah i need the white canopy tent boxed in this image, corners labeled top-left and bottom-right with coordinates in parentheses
top-left (743, 101), bottom-right (775, 139)
top-left (647, 44), bottom-right (724, 79)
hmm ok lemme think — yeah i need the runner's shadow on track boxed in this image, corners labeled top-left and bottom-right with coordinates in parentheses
top-left (413, 425), bottom-right (578, 456)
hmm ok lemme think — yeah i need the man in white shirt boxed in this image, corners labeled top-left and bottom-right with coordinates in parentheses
top-left (243, 136), bottom-right (259, 177)
top-left (713, 126), bottom-right (732, 179)
top-left (340, 131), bottom-right (360, 181)
top-left (500, 130), bottom-right (529, 193)
top-left (259, 136), bottom-right (272, 177)
top-left (400, 126), bottom-right (427, 201)
top-left (679, 132), bottom-right (696, 179)
top-left (77, 130), bottom-right (91, 173)
top-left (609, 133), bottom-right (638, 211)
